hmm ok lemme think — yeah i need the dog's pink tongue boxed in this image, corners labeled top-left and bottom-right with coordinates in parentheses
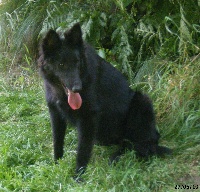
top-left (68, 90), bottom-right (82, 110)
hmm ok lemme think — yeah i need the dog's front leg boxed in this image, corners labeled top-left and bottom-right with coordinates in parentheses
top-left (48, 104), bottom-right (67, 162)
top-left (75, 117), bottom-right (96, 176)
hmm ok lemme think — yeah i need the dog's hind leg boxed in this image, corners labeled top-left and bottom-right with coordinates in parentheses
top-left (109, 140), bottom-right (135, 164)
top-left (109, 146), bottom-right (125, 164)
top-left (125, 92), bottom-right (171, 157)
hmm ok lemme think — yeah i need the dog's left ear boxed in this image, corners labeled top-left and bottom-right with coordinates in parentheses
top-left (64, 23), bottom-right (83, 46)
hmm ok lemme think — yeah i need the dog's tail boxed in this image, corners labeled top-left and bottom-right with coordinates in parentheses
top-left (156, 145), bottom-right (172, 156)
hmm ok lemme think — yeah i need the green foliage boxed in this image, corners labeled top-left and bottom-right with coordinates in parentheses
top-left (0, 0), bottom-right (199, 82)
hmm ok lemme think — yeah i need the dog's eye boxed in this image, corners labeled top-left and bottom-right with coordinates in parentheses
top-left (59, 63), bottom-right (64, 66)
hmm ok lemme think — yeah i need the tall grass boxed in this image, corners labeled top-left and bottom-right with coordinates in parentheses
top-left (133, 58), bottom-right (200, 159)
top-left (0, 57), bottom-right (199, 191)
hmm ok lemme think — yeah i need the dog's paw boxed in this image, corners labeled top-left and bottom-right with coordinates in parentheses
top-left (73, 175), bottom-right (84, 183)
top-left (73, 166), bottom-right (86, 183)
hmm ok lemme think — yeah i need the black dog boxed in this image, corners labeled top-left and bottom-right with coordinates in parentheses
top-left (38, 23), bottom-right (171, 177)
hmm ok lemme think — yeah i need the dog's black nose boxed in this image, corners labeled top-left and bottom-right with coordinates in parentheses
top-left (72, 85), bottom-right (82, 93)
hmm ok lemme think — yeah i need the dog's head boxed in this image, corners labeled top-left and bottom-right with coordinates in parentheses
top-left (39, 23), bottom-right (84, 93)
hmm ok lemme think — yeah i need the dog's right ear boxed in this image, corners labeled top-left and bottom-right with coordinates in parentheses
top-left (42, 30), bottom-right (61, 53)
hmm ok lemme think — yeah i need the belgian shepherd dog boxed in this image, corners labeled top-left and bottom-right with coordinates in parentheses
top-left (38, 23), bottom-right (171, 178)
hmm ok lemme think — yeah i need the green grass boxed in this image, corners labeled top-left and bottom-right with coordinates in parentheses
top-left (0, 60), bottom-right (200, 192)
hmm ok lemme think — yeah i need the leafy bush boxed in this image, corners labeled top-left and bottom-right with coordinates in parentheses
top-left (0, 0), bottom-right (199, 80)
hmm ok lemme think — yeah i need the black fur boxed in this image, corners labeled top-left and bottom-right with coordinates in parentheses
top-left (38, 23), bottom-right (171, 177)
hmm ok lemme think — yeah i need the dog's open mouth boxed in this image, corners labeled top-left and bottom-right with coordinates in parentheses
top-left (64, 87), bottom-right (82, 110)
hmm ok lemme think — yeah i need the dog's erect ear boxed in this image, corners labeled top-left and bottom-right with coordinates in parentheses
top-left (42, 30), bottom-right (61, 53)
top-left (64, 23), bottom-right (83, 46)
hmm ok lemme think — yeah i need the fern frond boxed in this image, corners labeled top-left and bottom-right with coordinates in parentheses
top-left (112, 25), bottom-right (134, 82)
